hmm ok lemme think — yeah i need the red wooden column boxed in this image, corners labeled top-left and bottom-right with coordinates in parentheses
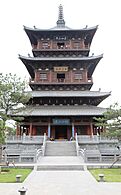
top-left (50, 40), bottom-right (53, 49)
top-left (16, 125), bottom-right (20, 136)
top-left (90, 123), bottom-right (93, 136)
top-left (32, 126), bottom-right (37, 135)
top-left (70, 70), bottom-right (73, 82)
top-left (49, 70), bottom-right (52, 83)
top-left (29, 123), bottom-right (33, 136)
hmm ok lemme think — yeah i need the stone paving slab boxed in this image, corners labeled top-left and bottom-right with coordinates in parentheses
top-left (0, 183), bottom-right (20, 195)
top-left (0, 169), bottom-right (121, 195)
top-left (37, 156), bottom-right (84, 164)
top-left (24, 170), bottom-right (121, 195)
top-left (0, 156), bottom-right (121, 195)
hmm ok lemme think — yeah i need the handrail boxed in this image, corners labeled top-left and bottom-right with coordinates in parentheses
top-left (79, 148), bottom-right (86, 162)
top-left (75, 133), bottom-right (79, 156)
top-left (36, 148), bottom-right (42, 162)
top-left (42, 133), bottom-right (47, 156)
top-left (75, 133), bottom-right (86, 162)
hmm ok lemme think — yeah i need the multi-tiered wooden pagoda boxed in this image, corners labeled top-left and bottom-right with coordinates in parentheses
top-left (17, 5), bottom-right (110, 140)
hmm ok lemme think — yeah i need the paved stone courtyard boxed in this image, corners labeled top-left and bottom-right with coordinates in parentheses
top-left (0, 169), bottom-right (121, 195)
top-left (0, 157), bottom-right (121, 195)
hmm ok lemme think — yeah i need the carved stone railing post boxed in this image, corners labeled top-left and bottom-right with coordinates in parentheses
top-left (75, 133), bottom-right (79, 156)
top-left (42, 133), bottom-right (47, 156)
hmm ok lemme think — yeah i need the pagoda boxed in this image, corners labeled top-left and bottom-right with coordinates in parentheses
top-left (17, 5), bottom-right (110, 140)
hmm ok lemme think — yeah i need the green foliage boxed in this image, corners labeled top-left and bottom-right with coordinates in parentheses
top-left (0, 73), bottom-right (30, 116)
top-left (5, 125), bottom-right (16, 136)
top-left (0, 73), bottom-right (31, 144)
top-left (0, 120), bottom-right (5, 144)
top-left (0, 168), bottom-right (32, 183)
top-left (90, 168), bottom-right (121, 182)
top-left (94, 103), bottom-right (121, 139)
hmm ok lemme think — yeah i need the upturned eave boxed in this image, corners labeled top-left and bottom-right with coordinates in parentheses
top-left (10, 105), bottom-right (106, 117)
top-left (24, 25), bottom-right (98, 45)
top-left (19, 54), bottom-right (103, 79)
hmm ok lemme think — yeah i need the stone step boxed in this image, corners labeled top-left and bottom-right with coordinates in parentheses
top-left (46, 149), bottom-right (76, 151)
top-left (45, 153), bottom-right (76, 156)
top-left (36, 164), bottom-right (84, 171)
top-left (45, 149), bottom-right (76, 152)
top-left (45, 141), bottom-right (77, 156)
top-left (46, 145), bottom-right (76, 148)
top-left (45, 151), bottom-right (77, 155)
top-left (45, 147), bottom-right (76, 149)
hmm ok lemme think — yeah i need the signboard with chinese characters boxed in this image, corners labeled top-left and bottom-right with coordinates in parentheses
top-left (54, 67), bottom-right (68, 72)
top-left (53, 119), bottom-right (70, 125)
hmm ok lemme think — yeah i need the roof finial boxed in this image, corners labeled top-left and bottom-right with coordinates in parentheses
top-left (58, 4), bottom-right (64, 20)
top-left (56, 4), bottom-right (65, 27)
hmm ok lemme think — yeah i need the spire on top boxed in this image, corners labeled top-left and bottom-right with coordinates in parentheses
top-left (58, 4), bottom-right (64, 20)
top-left (56, 4), bottom-right (65, 27)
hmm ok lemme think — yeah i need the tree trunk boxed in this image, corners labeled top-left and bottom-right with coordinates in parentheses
top-left (0, 144), bottom-right (2, 163)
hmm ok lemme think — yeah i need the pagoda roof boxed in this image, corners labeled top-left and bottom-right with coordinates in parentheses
top-left (28, 90), bottom-right (110, 106)
top-left (24, 4), bottom-right (98, 46)
top-left (11, 105), bottom-right (106, 117)
top-left (19, 54), bottom-right (103, 79)
top-left (24, 25), bottom-right (98, 45)
top-left (29, 90), bottom-right (110, 98)
top-left (24, 25), bottom-right (98, 32)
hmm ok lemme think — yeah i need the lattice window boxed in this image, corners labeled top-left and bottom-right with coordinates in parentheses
top-left (74, 41), bottom-right (80, 49)
top-left (42, 42), bottom-right (49, 49)
top-left (74, 73), bottom-right (82, 80)
top-left (40, 73), bottom-right (47, 80)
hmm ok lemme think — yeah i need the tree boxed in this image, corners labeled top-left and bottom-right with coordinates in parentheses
top-left (0, 73), bottom-right (30, 116)
top-left (5, 124), bottom-right (16, 136)
top-left (94, 103), bottom-right (121, 139)
top-left (0, 120), bottom-right (5, 143)
top-left (0, 73), bottom-right (30, 162)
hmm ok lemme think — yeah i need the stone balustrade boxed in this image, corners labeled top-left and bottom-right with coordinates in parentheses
top-left (6, 135), bottom-right (44, 144)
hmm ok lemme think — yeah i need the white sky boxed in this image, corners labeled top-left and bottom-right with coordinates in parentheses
top-left (0, 0), bottom-right (121, 108)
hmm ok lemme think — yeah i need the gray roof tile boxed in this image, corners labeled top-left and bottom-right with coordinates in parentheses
top-left (29, 90), bottom-right (110, 98)
top-left (13, 105), bottom-right (106, 116)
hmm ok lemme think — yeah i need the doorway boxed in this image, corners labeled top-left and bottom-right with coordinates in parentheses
top-left (55, 126), bottom-right (67, 139)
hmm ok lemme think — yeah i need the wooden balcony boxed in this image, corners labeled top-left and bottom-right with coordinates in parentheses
top-left (29, 78), bottom-right (93, 85)
top-left (33, 46), bottom-right (90, 51)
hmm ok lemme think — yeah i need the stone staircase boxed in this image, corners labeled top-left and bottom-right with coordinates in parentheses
top-left (36, 141), bottom-right (86, 171)
top-left (44, 141), bottom-right (77, 156)
top-left (36, 156), bottom-right (85, 171)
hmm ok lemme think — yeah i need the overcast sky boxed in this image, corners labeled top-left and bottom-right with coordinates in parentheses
top-left (0, 0), bottom-right (121, 107)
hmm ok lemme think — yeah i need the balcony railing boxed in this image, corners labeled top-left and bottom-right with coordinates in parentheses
top-left (77, 135), bottom-right (118, 144)
top-left (34, 45), bottom-right (90, 51)
top-left (6, 135), bottom-right (44, 144)
top-left (5, 135), bottom-right (118, 144)
top-left (29, 79), bottom-right (93, 85)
